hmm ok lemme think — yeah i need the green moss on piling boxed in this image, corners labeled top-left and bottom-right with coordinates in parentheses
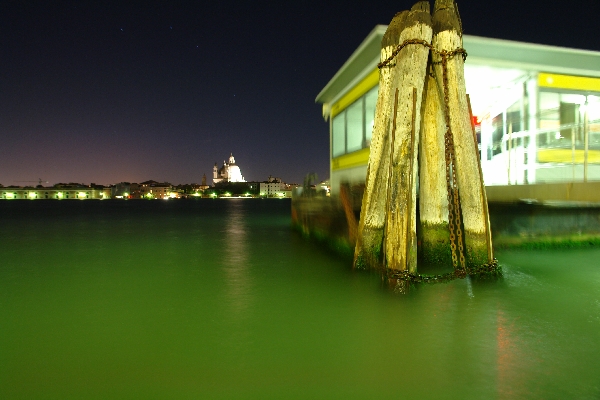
top-left (419, 223), bottom-right (452, 266)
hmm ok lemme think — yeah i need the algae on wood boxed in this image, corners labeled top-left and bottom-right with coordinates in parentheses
top-left (419, 67), bottom-right (452, 266)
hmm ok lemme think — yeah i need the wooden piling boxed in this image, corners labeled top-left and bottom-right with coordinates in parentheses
top-left (419, 66), bottom-right (452, 266)
top-left (353, 11), bottom-right (408, 270)
top-left (383, 1), bottom-right (432, 274)
top-left (431, 0), bottom-right (493, 267)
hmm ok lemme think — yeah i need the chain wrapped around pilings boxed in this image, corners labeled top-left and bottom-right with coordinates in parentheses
top-left (377, 39), bottom-right (467, 70)
top-left (376, 38), bottom-right (500, 285)
top-left (387, 259), bottom-right (502, 285)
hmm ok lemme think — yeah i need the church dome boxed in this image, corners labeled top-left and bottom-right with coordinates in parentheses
top-left (213, 153), bottom-right (245, 184)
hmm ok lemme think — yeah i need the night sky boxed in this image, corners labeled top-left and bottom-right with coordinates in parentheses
top-left (2, 1), bottom-right (599, 186)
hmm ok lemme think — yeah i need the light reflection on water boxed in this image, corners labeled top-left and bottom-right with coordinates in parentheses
top-left (0, 199), bottom-right (599, 399)
top-left (221, 199), bottom-right (252, 328)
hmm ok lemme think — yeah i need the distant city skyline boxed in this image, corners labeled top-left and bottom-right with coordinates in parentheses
top-left (0, 151), bottom-right (298, 187)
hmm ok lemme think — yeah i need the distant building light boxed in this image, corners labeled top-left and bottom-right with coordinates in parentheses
top-left (28, 192), bottom-right (37, 199)
top-left (5, 192), bottom-right (15, 199)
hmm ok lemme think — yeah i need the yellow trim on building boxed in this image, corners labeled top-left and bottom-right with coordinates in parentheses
top-left (538, 73), bottom-right (600, 93)
top-left (332, 148), bottom-right (370, 171)
top-left (330, 69), bottom-right (379, 119)
top-left (537, 148), bottom-right (600, 163)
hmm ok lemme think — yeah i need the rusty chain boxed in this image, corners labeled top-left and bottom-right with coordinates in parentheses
top-left (439, 49), bottom-right (467, 271)
top-left (378, 39), bottom-right (467, 70)
top-left (377, 38), bottom-right (498, 283)
top-left (387, 258), bottom-right (502, 285)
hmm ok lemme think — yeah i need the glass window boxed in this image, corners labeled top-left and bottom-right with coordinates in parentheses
top-left (491, 114), bottom-right (504, 156)
top-left (331, 85), bottom-right (380, 158)
top-left (332, 113), bottom-right (345, 157)
top-left (364, 86), bottom-right (378, 144)
top-left (506, 100), bottom-right (522, 135)
top-left (346, 99), bottom-right (363, 153)
top-left (588, 95), bottom-right (600, 147)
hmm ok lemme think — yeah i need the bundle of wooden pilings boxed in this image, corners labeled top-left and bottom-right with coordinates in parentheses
top-left (353, 0), bottom-right (497, 287)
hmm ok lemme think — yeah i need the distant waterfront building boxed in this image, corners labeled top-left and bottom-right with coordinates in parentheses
top-left (112, 182), bottom-right (140, 199)
top-left (213, 153), bottom-right (246, 185)
top-left (139, 180), bottom-right (176, 199)
top-left (259, 176), bottom-right (292, 198)
top-left (1, 183), bottom-right (110, 200)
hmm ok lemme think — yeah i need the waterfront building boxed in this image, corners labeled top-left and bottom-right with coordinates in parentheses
top-left (1, 183), bottom-right (110, 200)
top-left (111, 182), bottom-right (141, 199)
top-left (316, 27), bottom-right (600, 195)
top-left (139, 180), bottom-right (176, 199)
top-left (213, 153), bottom-right (246, 185)
top-left (259, 176), bottom-right (292, 198)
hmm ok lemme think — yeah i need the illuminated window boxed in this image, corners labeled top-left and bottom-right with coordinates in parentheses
top-left (346, 100), bottom-right (363, 153)
top-left (332, 113), bottom-right (345, 157)
top-left (331, 86), bottom-right (378, 158)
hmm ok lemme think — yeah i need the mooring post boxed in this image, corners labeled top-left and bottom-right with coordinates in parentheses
top-left (419, 65), bottom-right (452, 266)
top-left (431, 0), bottom-right (493, 267)
top-left (354, 11), bottom-right (408, 270)
top-left (384, 2), bottom-right (432, 274)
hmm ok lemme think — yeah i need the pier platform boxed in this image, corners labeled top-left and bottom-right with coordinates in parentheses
top-left (292, 182), bottom-right (600, 258)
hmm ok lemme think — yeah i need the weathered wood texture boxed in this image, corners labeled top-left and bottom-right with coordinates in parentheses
top-left (419, 68), bottom-right (451, 265)
top-left (432, 0), bottom-right (493, 267)
top-left (384, 1), bottom-right (432, 273)
top-left (353, 11), bottom-right (408, 270)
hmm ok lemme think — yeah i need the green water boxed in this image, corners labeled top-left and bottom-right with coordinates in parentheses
top-left (1, 199), bottom-right (599, 399)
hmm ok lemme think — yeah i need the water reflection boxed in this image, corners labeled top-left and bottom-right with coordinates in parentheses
top-left (3, 201), bottom-right (600, 398)
top-left (223, 200), bottom-right (253, 321)
top-left (496, 308), bottom-right (518, 399)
